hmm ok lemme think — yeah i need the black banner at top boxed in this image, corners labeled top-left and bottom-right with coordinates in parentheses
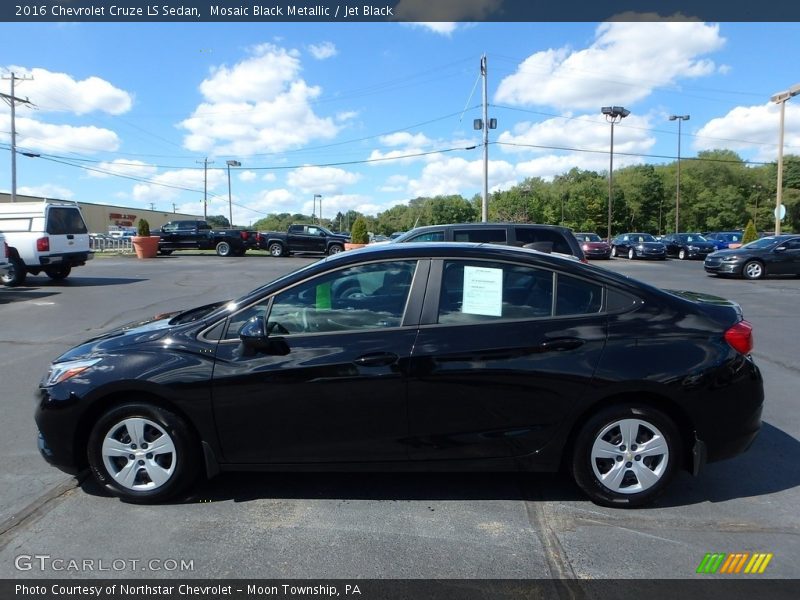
top-left (1, 0), bottom-right (796, 23)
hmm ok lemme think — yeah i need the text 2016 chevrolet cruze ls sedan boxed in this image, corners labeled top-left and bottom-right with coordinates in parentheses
top-left (36, 243), bottom-right (763, 507)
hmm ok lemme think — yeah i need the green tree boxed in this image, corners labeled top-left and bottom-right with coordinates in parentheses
top-left (349, 217), bottom-right (369, 244)
top-left (742, 219), bottom-right (758, 245)
top-left (206, 215), bottom-right (230, 228)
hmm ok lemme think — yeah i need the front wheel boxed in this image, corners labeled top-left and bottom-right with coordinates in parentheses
top-left (678, 249), bottom-right (687, 260)
top-left (610, 246), bottom-right (618, 258)
top-left (268, 243), bottom-right (284, 257)
top-left (742, 260), bottom-right (764, 280)
top-left (87, 403), bottom-right (199, 503)
top-left (2, 256), bottom-right (27, 287)
top-left (628, 248), bottom-right (636, 260)
top-left (45, 265), bottom-right (72, 280)
top-left (215, 241), bottom-right (232, 257)
top-left (572, 404), bottom-right (680, 508)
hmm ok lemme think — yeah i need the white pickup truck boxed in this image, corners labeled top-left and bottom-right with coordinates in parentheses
top-left (0, 200), bottom-right (93, 286)
top-left (0, 231), bottom-right (9, 279)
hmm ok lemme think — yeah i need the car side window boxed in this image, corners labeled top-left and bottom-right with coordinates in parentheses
top-left (555, 274), bottom-right (603, 316)
top-left (408, 231), bottom-right (445, 242)
top-left (514, 228), bottom-right (572, 254)
top-left (264, 261), bottom-right (418, 335)
top-left (47, 208), bottom-right (88, 235)
top-left (438, 261), bottom-right (555, 324)
top-left (453, 228), bottom-right (507, 243)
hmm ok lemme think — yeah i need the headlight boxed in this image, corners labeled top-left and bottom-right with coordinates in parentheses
top-left (721, 256), bottom-right (739, 262)
top-left (45, 358), bottom-right (102, 386)
top-left (688, 246), bottom-right (698, 251)
top-left (636, 244), bottom-right (645, 250)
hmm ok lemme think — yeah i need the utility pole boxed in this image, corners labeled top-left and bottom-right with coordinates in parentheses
top-left (473, 55), bottom-right (496, 223)
top-left (172, 203), bottom-right (178, 214)
top-left (196, 157), bottom-right (213, 219)
top-left (1, 72), bottom-right (35, 202)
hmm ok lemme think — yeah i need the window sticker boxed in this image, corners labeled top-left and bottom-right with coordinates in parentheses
top-left (316, 282), bottom-right (332, 309)
top-left (462, 266), bottom-right (503, 316)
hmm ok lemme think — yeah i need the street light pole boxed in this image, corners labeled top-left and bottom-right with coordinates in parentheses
top-left (771, 83), bottom-right (800, 235)
top-left (313, 194), bottom-right (322, 224)
top-left (226, 160), bottom-right (241, 227)
top-left (601, 106), bottom-right (630, 242)
top-left (669, 114), bottom-right (690, 234)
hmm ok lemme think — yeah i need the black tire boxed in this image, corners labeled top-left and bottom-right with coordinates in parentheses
top-left (628, 248), bottom-right (636, 260)
top-left (678, 248), bottom-right (687, 260)
top-left (268, 242), bottom-right (284, 257)
top-left (215, 241), bottom-right (232, 257)
top-left (742, 260), bottom-right (764, 280)
top-left (87, 402), bottom-right (199, 504)
top-left (45, 265), bottom-right (72, 280)
top-left (158, 249), bottom-right (173, 256)
top-left (2, 256), bottom-right (27, 287)
top-left (610, 246), bottom-right (618, 258)
top-left (572, 404), bottom-right (681, 508)
top-left (327, 244), bottom-right (344, 255)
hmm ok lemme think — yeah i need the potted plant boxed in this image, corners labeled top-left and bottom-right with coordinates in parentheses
top-left (344, 217), bottom-right (369, 250)
top-left (131, 218), bottom-right (160, 259)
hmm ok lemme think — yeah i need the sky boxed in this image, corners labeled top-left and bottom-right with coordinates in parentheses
top-left (1, 19), bottom-right (799, 227)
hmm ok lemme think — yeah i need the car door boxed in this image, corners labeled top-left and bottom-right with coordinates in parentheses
top-left (771, 237), bottom-right (800, 274)
top-left (406, 259), bottom-right (607, 461)
top-left (45, 206), bottom-right (89, 256)
top-left (305, 226), bottom-right (328, 253)
top-left (210, 259), bottom-right (428, 463)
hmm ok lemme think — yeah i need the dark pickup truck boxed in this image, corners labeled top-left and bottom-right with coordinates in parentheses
top-left (258, 224), bottom-right (350, 257)
top-left (156, 220), bottom-right (258, 256)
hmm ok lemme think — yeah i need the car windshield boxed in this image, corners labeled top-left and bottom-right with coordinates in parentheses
top-left (742, 237), bottom-right (780, 250)
top-left (576, 233), bottom-right (602, 242)
top-left (679, 234), bottom-right (708, 242)
top-left (632, 234), bottom-right (656, 242)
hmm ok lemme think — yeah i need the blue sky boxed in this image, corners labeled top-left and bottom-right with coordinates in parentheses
top-left (1, 20), bottom-right (798, 226)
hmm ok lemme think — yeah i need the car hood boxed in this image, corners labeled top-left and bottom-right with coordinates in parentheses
top-left (53, 301), bottom-right (226, 363)
top-left (707, 248), bottom-right (750, 258)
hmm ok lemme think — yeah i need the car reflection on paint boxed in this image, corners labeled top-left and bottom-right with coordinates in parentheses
top-left (36, 242), bottom-right (762, 508)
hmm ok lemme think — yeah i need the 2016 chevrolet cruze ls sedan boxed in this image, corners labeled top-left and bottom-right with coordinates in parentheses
top-left (36, 243), bottom-right (763, 507)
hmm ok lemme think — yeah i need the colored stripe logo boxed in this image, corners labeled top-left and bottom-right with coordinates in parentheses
top-left (697, 552), bottom-right (773, 574)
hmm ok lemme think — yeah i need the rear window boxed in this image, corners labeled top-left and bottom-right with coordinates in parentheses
top-left (515, 227), bottom-right (574, 255)
top-left (47, 207), bottom-right (88, 235)
top-left (453, 228), bottom-right (507, 243)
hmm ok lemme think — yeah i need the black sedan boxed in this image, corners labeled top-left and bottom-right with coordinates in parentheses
top-left (37, 243), bottom-right (762, 508)
top-left (661, 233), bottom-right (717, 260)
top-left (610, 233), bottom-right (667, 260)
top-left (704, 234), bottom-right (800, 279)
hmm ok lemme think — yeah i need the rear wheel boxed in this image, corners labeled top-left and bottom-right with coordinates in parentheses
top-left (328, 244), bottom-right (344, 255)
top-left (572, 404), bottom-right (680, 507)
top-left (610, 246), bottom-right (618, 258)
top-left (87, 402), bottom-right (199, 503)
top-left (2, 256), bottom-right (27, 287)
top-left (268, 243), bottom-right (284, 257)
top-left (45, 265), bottom-right (72, 280)
top-left (215, 241), bottom-right (232, 257)
top-left (742, 260), bottom-right (764, 280)
top-left (678, 248), bottom-right (687, 260)
top-left (628, 248), bottom-right (636, 260)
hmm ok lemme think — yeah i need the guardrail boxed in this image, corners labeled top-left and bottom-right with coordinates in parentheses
top-left (90, 237), bottom-right (134, 253)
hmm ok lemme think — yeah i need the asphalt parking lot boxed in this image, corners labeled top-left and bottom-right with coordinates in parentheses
top-left (0, 252), bottom-right (798, 584)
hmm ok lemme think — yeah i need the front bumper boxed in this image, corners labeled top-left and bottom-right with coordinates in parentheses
top-left (704, 259), bottom-right (742, 275)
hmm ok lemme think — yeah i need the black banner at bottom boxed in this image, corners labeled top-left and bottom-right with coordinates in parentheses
top-left (5, 579), bottom-right (800, 600)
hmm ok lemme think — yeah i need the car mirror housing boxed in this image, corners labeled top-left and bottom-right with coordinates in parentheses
top-left (239, 317), bottom-right (289, 356)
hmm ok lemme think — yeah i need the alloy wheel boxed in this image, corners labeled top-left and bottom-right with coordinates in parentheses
top-left (100, 417), bottom-right (177, 492)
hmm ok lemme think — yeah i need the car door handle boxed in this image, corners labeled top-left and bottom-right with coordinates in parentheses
top-left (539, 338), bottom-right (585, 352)
top-left (354, 352), bottom-right (399, 366)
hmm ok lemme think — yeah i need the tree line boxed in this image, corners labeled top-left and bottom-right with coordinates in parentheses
top-left (251, 151), bottom-right (800, 237)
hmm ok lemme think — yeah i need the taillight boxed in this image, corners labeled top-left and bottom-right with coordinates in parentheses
top-left (725, 320), bottom-right (753, 354)
top-left (37, 237), bottom-right (50, 252)
top-left (240, 231), bottom-right (248, 240)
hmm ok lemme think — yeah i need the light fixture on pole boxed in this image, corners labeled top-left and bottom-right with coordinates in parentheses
top-left (313, 194), bottom-right (322, 224)
top-left (601, 106), bottom-right (630, 242)
top-left (770, 83), bottom-right (800, 235)
top-left (226, 160), bottom-right (241, 227)
top-left (669, 114), bottom-right (690, 234)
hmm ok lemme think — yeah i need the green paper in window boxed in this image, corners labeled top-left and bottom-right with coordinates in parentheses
top-left (316, 281), bottom-right (332, 309)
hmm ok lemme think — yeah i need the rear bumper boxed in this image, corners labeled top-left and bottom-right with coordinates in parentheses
top-left (36, 251), bottom-right (94, 267)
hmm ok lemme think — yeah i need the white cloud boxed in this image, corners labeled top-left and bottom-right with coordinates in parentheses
top-left (406, 23), bottom-right (460, 36)
top-left (308, 42), bottom-right (337, 60)
top-left (3, 66), bottom-right (133, 115)
top-left (238, 170), bottom-right (257, 182)
top-left (262, 173), bottom-right (277, 182)
top-left (87, 159), bottom-right (157, 179)
top-left (6, 116), bottom-right (120, 154)
top-left (286, 166), bottom-right (361, 194)
top-left (407, 156), bottom-right (515, 197)
top-left (380, 132), bottom-right (432, 147)
top-left (495, 22), bottom-right (725, 110)
top-left (180, 44), bottom-right (340, 155)
top-left (694, 103), bottom-right (800, 162)
top-left (379, 174), bottom-right (409, 193)
top-left (18, 184), bottom-right (74, 199)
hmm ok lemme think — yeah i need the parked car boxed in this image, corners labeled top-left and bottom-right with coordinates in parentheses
top-left (393, 223), bottom-right (586, 261)
top-left (704, 234), bottom-right (800, 279)
top-left (0, 200), bottom-right (93, 286)
top-left (610, 233), bottom-right (667, 260)
top-left (257, 224), bottom-right (350, 257)
top-left (704, 231), bottom-right (743, 251)
top-left (154, 220), bottom-right (258, 257)
top-left (661, 233), bottom-right (717, 260)
top-left (0, 231), bottom-right (10, 278)
top-left (574, 232), bottom-right (612, 259)
top-left (37, 242), bottom-right (762, 508)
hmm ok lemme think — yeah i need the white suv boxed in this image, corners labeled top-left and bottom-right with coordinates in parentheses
top-left (0, 201), bottom-right (93, 286)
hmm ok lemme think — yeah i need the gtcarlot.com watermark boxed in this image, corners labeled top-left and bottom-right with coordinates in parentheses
top-left (15, 554), bottom-right (194, 573)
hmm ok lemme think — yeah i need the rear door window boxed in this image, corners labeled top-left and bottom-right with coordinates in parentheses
top-left (453, 228), bottom-right (507, 243)
top-left (514, 227), bottom-right (573, 255)
top-left (408, 230), bottom-right (445, 242)
top-left (47, 207), bottom-right (88, 235)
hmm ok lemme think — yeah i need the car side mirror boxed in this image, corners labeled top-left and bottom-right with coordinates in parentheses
top-left (239, 317), bottom-right (289, 355)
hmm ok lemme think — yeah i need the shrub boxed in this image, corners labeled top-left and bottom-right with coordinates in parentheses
top-left (742, 219), bottom-right (758, 245)
top-left (350, 217), bottom-right (369, 244)
top-left (137, 219), bottom-right (151, 237)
